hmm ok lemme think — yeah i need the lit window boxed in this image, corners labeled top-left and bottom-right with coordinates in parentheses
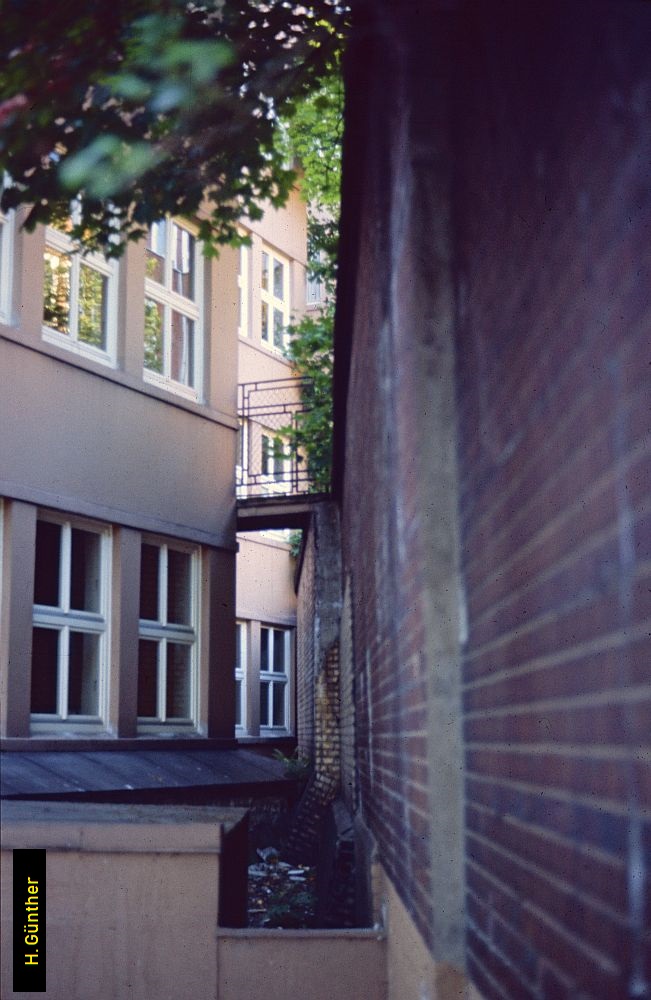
top-left (138, 540), bottom-right (197, 725)
top-left (261, 432), bottom-right (291, 490)
top-left (144, 219), bottom-right (202, 396)
top-left (31, 515), bottom-right (110, 722)
top-left (0, 203), bottom-right (14, 324)
top-left (238, 243), bottom-right (250, 337)
top-left (306, 252), bottom-right (325, 308)
top-left (260, 246), bottom-right (290, 350)
top-left (235, 621), bottom-right (246, 730)
top-left (42, 216), bottom-right (117, 363)
top-left (259, 626), bottom-right (290, 730)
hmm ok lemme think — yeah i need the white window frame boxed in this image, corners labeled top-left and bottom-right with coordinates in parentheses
top-left (260, 245), bottom-right (291, 351)
top-left (259, 625), bottom-right (291, 733)
top-left (42, 216), bottom-right (118, 366)
top-left (306, 251), bottom-right (325, 309)
top-left (0, 204), bottom-right (14, 324)
top-left (31, 512), bottom-right (111, 728)
top-left (144, 218), bottom-right (203, 401)
top-left (238, 243), bottom-right (250, 338)
top-left (260, 430), bottom-right (292, 495)
top-left (235, 620), bottom-right (246, 733)
top-left (137, 537), bottom-right (199, 730)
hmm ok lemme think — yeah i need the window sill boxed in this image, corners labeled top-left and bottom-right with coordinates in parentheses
top-left (42, 326), bottom-right (116, 368)
top-left (143, 369), bottom-right (200, 403)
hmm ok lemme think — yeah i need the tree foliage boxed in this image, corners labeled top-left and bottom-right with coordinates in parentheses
top-left (0, 0), bottom-right (346, 255)
top-left (280, 66), bottom-right (341, 493)
top-left (0, 1), bottom-right (344, 494)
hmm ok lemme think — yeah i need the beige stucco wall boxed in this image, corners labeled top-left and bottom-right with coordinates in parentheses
top-left (0, 338), bottom-right (236, 549)
top-left (217, 928), bottom-right (387, 1000)
top-left (382, 875), bottom-right (467, 1000)
top-left (236, 534), bottom-right (296, 625)
top-left (1, 801), bottom-right (247, 1000)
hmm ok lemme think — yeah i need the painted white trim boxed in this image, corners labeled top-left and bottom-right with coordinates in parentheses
top-left (259, 624), bottom-right (291, 732)
top-left (137, 537), bottom-right (200, 728)
top-left (0, 206), bottom-right (15, 324)
top-left (260, 244), bottom-right (291, 351)
top-left (30, 513), bottom-right (111, 726)
top-left (41, 221), bottom-right (118, 367)
top-left (143, 218), bottom-right (204, 400)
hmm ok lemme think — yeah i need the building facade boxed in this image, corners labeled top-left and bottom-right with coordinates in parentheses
top-left (235, 187), bottom-right (309, 742)
top-left (0, 189), bottom-right (306, 746)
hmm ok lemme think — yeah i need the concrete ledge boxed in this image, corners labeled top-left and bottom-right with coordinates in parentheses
top-left (217, 926), bottom-right (387, 1000)
top-left (1, 802), bottom-right (248, 1000)
top-left (1, 800), bottom-right (246, 853)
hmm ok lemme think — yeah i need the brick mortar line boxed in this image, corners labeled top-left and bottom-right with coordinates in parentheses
top-left (466, 951), bottom-right (521, 1000)
top-left (465, 741), bottom-right (651, 760)
top-left (465, 849), bottom-right (622, 976)
top-left (462, 419), bottom-right (649, 587)
top-left (469, 500), bottom-right (650, 635)
top-left (459, 317), bottom-right (648, 557)
top-left (467, 799), bottom-right (628, 871)
top-left (466, 436), bottom-right (650, 600)
top-left (464, 771), bottom-right (650, 817)
top-left (464, 591), bottom-right (650, 667)
top-left (463, 619), bottom-right (651, 685)
top-left (463, 681), bottom-right (651, 719)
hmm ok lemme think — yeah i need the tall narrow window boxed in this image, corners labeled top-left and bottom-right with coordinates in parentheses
top-left (138, 540), bottom-right (197, 726)
top-left (260, 246), bottom-right (290, 350)
top-left (238, 243), bottom-right (250, 337)
top-left (42, 215), bottom-right (117, 363)
top-left (0, 202), bottom-right (14, 324)
top-left (144, 219), bottom-right (201, 396)
top-left (259, 626), bottom-right (290, 730)
top-left (235, 621), bottom-right (246, 731)
top-left (31, 515), bottom-right (109, 723)
top-left (261, 433), bottom-right (291, 491)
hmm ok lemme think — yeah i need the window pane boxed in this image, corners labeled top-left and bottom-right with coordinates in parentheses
top-left (170, 311), bottom-right (194, 386)
top-left (167, 549), bottom-right (191, 625)
top-left (34, 520), bottom-right (61, 606)
top-left (144, 298), bottom-right (164, 373)
top-left (261, 435), bottom-right (270, 476)
top-left (273, 308), bottom-right (284, 349)
top-left (140, 543), bottom-right (160, 620)
top-left (272, 681), bottom-right (285, 727)
top-left (68, 631), bottom-right (100, 715)
top-left (78, 264), bottom-right (107, 349)
top-left (43, 248), bottom-right (71, 335)
top-left (31, 628), bottom-right (59, 713)
top-left (261, 252), bottom-right (269, 291)
top-left (273, 258), bottom-right (284, 300)
top-left (138, 639), bottom-right (159, 717)
top-left (146, 221), bottom-right (166, 283)
top-left (70, 528), bottom-right (101, 612)
top-left (235, 678), bottom-right (242, 728)
top-left (166, 642), bottom-right (191, 718)
top-left (235, 623), bottom-right (243, 670)
top-left (261, 300), bottom-right (269, 342)
top-left (172, 224), bottom-right (194, 298)
top-left (272, 629), bottom-right (286, 672)
top-left (260, 627), bottom-right (269, 673)
top-left (260, 681), bottom-right (270, 726)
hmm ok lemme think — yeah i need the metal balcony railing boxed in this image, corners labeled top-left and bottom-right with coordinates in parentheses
top-left (237, 377), bottom-right (318, 500)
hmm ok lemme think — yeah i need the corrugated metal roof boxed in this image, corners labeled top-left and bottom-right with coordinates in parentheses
top-left (0, 749), bottom-right (293, 799)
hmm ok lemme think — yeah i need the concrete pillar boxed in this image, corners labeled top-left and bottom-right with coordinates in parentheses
top-left (111, 527), bottom-right (141, 737)
top-left (0, 499), bottom-right (36, 737)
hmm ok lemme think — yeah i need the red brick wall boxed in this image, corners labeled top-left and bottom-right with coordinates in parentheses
top-left (296, 523), bottom-right (316, 760)
top-left (454, 6), bottom-right (651, 998)
top-left (336, 1), bottom-right (651, 995)
top-left (338, 5), bottom-right (463, 954)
